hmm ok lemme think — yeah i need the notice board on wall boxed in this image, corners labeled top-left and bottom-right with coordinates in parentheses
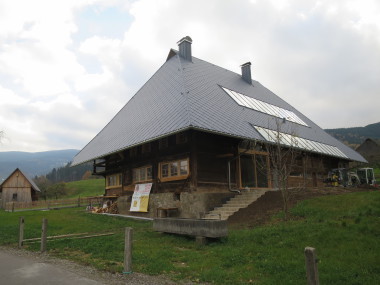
top-left (130, 183), bottom-right (152, 212)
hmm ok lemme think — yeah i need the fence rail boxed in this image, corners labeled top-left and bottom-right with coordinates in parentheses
top-left (5, 197), bottom-right (88, 212)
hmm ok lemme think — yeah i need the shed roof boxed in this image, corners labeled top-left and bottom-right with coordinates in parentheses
top-left (0, 168), bottom-right (41, 192)
top-left (72, 44), bottom-right (367, 165)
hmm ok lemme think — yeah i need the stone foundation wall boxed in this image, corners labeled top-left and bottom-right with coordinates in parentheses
top-left (117, 192), bottom-right (235, 219)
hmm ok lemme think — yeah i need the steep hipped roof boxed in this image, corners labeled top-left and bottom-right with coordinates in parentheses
top-left (0, 168), bottom-right (41, 192)
top-left (72, 41), bottom-right (366, 165)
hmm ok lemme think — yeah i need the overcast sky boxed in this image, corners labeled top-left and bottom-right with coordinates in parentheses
top-left (0, 0), bottom-right (379, 153)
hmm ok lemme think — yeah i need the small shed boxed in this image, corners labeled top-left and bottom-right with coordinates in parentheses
top-left (0, 168), bottom-right (40, 208)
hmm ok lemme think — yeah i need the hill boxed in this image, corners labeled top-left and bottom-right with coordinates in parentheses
top-left (64, 179), bottom-right (105, 198)
top-left (325, 122), bottom-right (380, 146)
top-left (0, 149), bottom-right (79, 181)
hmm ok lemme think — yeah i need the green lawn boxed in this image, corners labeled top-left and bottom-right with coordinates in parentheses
top-left (64, 179), bottom-right (105, 198)
top-left (0, 190), bottom-right (379, 284)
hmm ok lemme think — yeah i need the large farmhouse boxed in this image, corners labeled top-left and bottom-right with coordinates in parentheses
top-left (73, 37), bottom-right (366, 218)
top-left (0, 168), bottom-right (40, 209)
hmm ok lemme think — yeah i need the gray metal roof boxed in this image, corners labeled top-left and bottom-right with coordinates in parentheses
top-left (72, 49), bottom-right (367, 165)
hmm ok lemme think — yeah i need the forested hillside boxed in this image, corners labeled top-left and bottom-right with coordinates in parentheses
top-left (325, 122), bottom-right (380, 146)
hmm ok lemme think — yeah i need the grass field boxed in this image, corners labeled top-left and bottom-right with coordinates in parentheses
top-left (64, 179), bottom-right (105, 198)
top-left (1, 190), bottom-right (379, 284)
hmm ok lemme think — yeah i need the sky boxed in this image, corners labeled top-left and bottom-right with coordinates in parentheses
top-left (0, 0), bottom-right (379, 153)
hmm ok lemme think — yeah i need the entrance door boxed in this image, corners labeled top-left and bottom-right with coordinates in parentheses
top-left (240, 154), bottom-right (269, 188)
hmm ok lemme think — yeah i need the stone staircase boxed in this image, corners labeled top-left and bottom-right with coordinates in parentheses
top-left (203, 189), bottom-right (269, 220)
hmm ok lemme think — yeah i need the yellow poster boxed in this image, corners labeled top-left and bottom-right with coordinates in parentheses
top-left (130, 183), bottom-right (152, 212)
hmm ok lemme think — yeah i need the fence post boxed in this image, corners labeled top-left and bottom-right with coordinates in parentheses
top-left (18, 217), bottom-right (25, 248)
top-left (41, 218), bottom-right (48, 253)
top-left (123, 227), bottom-right (133, 274)
top-left (12, 202), bottom-right (15, 212)
top-left (305, 247), bottom-right (319, 285)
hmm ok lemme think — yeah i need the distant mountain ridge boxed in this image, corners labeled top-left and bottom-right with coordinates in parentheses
top-left (0, 149), bottom-right (78, 181)
top-left (325, 122), bottom-right (380, 146)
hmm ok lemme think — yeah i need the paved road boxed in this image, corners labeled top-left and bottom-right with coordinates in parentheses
top-left (0, 247), bottom-right (180, 285)
top-left (0, 251), bottom-right (102, 285)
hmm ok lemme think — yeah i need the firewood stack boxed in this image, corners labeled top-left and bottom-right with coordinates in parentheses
top-left (108, 202), bottom-right (118, 214)
top-left (91, 201), bottom-right (119, 214)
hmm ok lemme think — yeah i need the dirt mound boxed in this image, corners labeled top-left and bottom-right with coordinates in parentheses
top-left (227, 187), bottom-right (376, 229)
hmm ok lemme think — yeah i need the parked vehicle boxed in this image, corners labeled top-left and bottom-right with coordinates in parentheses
top-left (326, 168), bottom-right (360, 187)
top-left (357, 168), bottom-right (376, 185)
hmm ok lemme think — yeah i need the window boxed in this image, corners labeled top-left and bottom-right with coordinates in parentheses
top-left (106, 173), bottom-right (122, 188)
top-left (141, 143), bottom-right (151, 153)
top-left (12, 193), bottom-right (18, 201)
top-left (240, 154), bottom-right (270, 188)
top-left (159, 137), bottom-right (169, 149)
top-left (132, 165), bottom-right (152, 183)
top-left (159, 158), bottom-right (189, 181)
top-left (176, 132), bottom-right (188, 144)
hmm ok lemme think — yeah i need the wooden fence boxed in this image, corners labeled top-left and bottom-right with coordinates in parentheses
top-left (5, 197), bottom-right (89, 212)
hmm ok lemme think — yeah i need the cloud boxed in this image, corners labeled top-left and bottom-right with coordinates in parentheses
top-left (0, 0), bottom-right (379, 153)
top-left (113, 0), bottom-right (380, 129)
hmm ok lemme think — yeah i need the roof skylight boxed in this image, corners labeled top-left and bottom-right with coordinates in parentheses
top-left (254, 125), bottom-right (348, 159)
top-left (222, 86), bottom-right (308, 127)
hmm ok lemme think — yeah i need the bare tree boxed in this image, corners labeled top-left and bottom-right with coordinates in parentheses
top-left (264, 119), bottom-right (302, 220)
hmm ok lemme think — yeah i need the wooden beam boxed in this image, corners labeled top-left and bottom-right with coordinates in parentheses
top-left (23, 232), bottom-right (90, 242)
top-left (190, 131), bottom-right (198, 190)
top-left (216, 153), bottom-right (234, 158)
top-left (25, 232), bottom-right (114, 243)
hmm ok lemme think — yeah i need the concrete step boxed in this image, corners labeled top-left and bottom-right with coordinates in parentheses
top-left (204, 213), bottom-right (232, 221)
top-left (222, 203), bottom-right (249, 209)
top-left (203, 215), bottom-right (221, 220)
top-left (227, 197), bottom-right (258, 203)
top-left (204, 190), bottom-right (269, 221)
top-left (231, 193), bottom-right (263, 199)
top-left (211, 208), bottom-right (239, 215)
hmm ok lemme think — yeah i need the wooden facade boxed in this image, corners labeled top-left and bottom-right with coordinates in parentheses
top-left (93, 129), bottom-right (343, 197)
top-left (0, 168), bottom-right (40, 209)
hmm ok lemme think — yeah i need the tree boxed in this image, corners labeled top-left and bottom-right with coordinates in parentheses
top-left (263, 119), bottom-right (302, 220)
top-left (47, 182), bottom-right (66, 199)
top-left (82, 170), bottom-right (92, 180)
top-left (34, 175), bottom-right (52, 201)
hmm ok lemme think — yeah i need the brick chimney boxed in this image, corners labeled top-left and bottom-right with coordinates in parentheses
top-left (241, 62), bottom-right (252, 84)
top-left (177, 36), bottom-right (192, 61)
